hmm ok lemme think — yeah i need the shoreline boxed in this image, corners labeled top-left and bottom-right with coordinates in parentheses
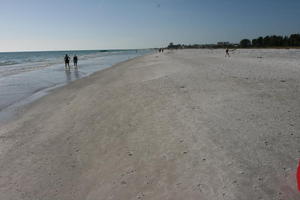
top-left (0, 49), bottom-right (299, 199)
top-left (0, 52), bottom-right (153, 125)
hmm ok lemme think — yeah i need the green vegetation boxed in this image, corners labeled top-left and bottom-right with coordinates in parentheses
top-left (240, 39), bottom-right (251, 48)
top-left (167, 42), bottom-right (237, 49)
top-left (167, 33), bottom-right (300, 49)
top-left (241, 34), bottom-right (300, 48)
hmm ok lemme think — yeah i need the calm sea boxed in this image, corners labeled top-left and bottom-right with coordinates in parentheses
top-left (0, 49), bottom-right (154, 122)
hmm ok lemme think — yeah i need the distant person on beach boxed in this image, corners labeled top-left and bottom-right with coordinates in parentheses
top-left (64, 54), bottom-right (70, 69)
top-left (73, 55), bottom-right (78, 67)
top-left (225, 48), bottom-right (230, 57)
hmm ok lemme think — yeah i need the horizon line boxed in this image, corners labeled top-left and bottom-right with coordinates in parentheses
top-left (0, 48), bottom-right (156, 54)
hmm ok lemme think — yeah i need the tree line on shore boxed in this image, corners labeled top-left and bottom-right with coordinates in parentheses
top-left (167, 43), bottom-right (235, 49)
top-left (240, 34), bottom-right (300, 48)
top-left (167, 33), bottom-right (300, 49)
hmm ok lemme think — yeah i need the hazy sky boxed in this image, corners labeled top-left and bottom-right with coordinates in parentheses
top-left (0, 0), bottom-right (300, 51)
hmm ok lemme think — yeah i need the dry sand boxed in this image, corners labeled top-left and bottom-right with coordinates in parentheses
top-left (0, 49), bottom-right (299, 200)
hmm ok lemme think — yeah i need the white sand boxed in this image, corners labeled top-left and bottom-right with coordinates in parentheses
top-left (0, 49), bottom-right (299, 200)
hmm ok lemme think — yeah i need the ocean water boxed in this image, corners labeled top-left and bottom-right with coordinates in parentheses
top-left (0, 49), bottom-right (154, 122)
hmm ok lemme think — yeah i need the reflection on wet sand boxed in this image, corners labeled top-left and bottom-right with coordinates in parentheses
top-left (65, 69), bottom-right (72, 82)
top-left (65, 68), bottom-right (81, 82)
top-left (74, 68), bottom-right (80, 79)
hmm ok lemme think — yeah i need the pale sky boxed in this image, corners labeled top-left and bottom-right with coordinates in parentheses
top-left (0, 0), bottom-right (300, 52)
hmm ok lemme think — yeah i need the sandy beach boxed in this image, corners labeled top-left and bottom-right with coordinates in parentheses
top-left (0, 49), bottom-right (299, 200)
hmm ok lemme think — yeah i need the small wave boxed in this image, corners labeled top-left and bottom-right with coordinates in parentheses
top-left (0, 61), bottom-right (19, 66)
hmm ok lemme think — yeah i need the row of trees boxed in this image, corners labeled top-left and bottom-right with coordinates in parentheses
top-left (167, 42), bottom-right (237, 49)
top-left (240, 34), bottom-right (300, 48)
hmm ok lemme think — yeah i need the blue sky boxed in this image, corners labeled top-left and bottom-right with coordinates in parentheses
top-left (0, 0), bottom-right (299, 51)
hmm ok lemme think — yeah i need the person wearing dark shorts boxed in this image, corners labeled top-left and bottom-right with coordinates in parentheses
top-left (64, 54), bottom-right (70, 69)
top-left (73, 55), bottom-right (78, 68)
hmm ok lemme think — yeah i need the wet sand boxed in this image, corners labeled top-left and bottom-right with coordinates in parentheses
top-left (0, 50), bottom-right (152, 123)
top-left (0, 49), bottom-right (299, 200)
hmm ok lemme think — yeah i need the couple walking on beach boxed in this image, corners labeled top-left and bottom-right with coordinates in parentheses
top-left (64, 54), bottom-right (78, 69)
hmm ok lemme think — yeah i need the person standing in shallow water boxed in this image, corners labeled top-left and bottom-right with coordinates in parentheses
top-left (73, 55), bottom-right (78, 68)
top-left (64, 54), bottom-right (70, 69)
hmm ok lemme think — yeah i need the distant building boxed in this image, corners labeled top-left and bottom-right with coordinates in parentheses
top-left (217, 42), bottom-right (230, 46)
